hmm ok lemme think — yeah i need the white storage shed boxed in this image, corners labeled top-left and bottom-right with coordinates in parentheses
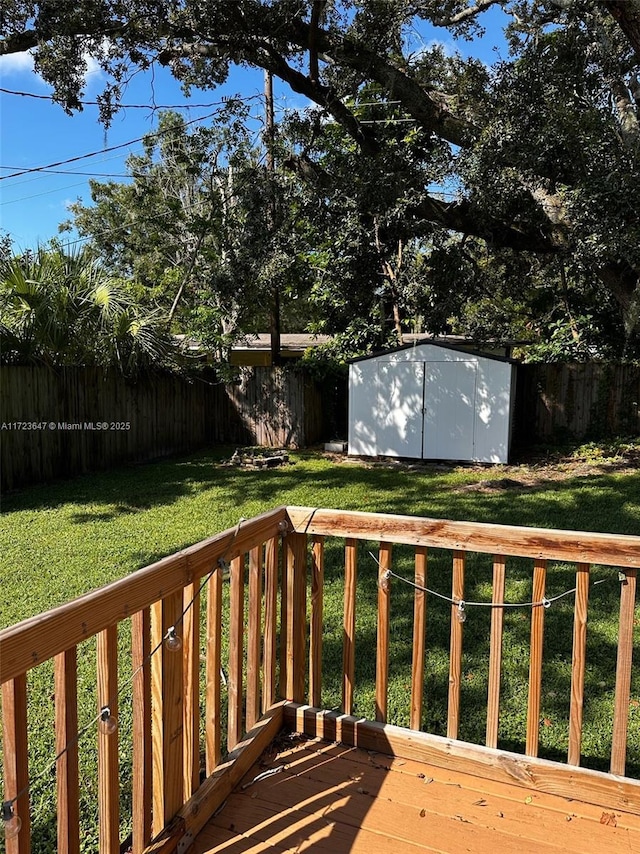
top-left (348, 342), bottom-right (516, 464)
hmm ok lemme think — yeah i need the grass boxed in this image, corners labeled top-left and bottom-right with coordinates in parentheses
top-left (1, 443), bottom-right (639, 851)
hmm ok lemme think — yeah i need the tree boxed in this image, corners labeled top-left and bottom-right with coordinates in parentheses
top-left (2, 1), bottom-right (639, 355)
top-left (0, 243), bottom-right (179, 373)
top-left (65, 109), bottom-right (314, 356)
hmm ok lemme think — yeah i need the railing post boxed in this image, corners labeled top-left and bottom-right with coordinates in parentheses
top-left (263, 536), bottom-right (279, 712)
top-left (97, 626), bottom-right (119, 854)
top-left (2, 675), bottom-right (30, 854)
top-left (526, 559), bottom-right (547, 757)
top-left (375, 543), bottom-right (392, 723)
top-left (309, 536), bottom-right (325, 708)
top-left (205, 563), bottom-right (223, 774)
top-left (183, 577), bottom-right (200, 798)
top-left (486, 555), bottom-right (506, 749)
top-left (410, 547), bottom-right (428, 731)
top-left (246, 546), bottom-right (263, 730)
top-left (343, 539), bottom-right (358, 715)
top-left (447, 551), bottom-right (465, 739)
top-left (568, 563), bottom-right (590, 766)
top-left (285, 531), bottom-right (308, 703)
top-left (151, 590), bottom-right (184, 837)
top-left (55, 647), bottom-right (80, 854)
top-left (227, 555), bottom-right (245, 751)
top-left (131, 608), bottom-right (152, 854)
top-left (611, 567), bottom-right (637, 776)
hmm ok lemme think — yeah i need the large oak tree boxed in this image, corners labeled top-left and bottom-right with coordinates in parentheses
top-left (2, 1), bottom-right (639, 354)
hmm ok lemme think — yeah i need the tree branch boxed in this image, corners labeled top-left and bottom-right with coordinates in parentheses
top-left (431, 0), bottom-right (504, 28)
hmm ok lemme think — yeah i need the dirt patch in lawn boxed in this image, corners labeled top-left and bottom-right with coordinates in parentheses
top-left (323, 442), bottom-right (640, 492)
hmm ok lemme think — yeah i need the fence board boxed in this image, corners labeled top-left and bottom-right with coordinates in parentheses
top-left (0, 365), bottom-right (331, 491)
top-left (516, 363), bottom-right (640, 443)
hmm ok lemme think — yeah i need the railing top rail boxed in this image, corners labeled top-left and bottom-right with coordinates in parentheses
top-left (285, 507), bottom-right (640, 568)
top-left (0, 506), bottom-right (287, 685)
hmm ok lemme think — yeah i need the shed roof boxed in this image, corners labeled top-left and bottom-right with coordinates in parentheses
top-left (348, 338), bottom-right (517, 365)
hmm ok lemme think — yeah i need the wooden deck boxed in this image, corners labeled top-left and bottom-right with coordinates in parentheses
top-left (192, 733), bottom-right (640, 854)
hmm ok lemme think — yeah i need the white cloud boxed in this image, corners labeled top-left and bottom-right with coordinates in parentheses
top-left (0, 50), bottom-right (36, 76)
top-left (0, 48), bottom-right (103, 89)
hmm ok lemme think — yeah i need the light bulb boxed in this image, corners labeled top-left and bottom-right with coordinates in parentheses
top-left (378, 571), bottom-right (390, 592)
top-left (99, 707), bottom-right (118, 735)
top-left (164, 627), bottom-right (183, 652)
top-left (456, 602), bottom-right (467, 623)
top-left (2, 803), bottom-right (22, 840)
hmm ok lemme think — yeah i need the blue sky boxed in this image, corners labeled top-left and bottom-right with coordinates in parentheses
top-left (0, 11), bottom-right (507, 252)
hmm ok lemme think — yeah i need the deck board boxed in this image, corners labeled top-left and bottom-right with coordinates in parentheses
top-left (191, 735), bottom-right (640, 854)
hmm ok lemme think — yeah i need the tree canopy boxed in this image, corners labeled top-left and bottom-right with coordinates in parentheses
top-left (2, 1), bottom-right (640, 358)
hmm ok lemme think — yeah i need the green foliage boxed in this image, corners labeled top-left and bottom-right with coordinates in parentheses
top-left (0, 244), bottom-right (180, 374)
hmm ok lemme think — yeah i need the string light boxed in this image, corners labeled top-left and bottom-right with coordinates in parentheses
top-left (164, 626), bottom-right (183, 653)
top-left (98, 707), bottom-right (118, 735)
top-left (1, 802), bottom-right (22, 840)
top-left (1, 516), bottom-right (250, 839)
top-left (371, 554), bottom-right (614, 613)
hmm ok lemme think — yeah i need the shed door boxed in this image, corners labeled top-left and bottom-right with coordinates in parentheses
top-left (423, 361), bottom-right (477, 460)
top-left (375, 362), bottom-right (424, 458)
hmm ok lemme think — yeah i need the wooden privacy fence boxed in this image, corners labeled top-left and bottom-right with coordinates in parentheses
top-left (0, 366), bottom-right (327, 491)
top-left (1, 508), bottom-right (639, 853)
top-left (516, 362), bottom-right (640, 443)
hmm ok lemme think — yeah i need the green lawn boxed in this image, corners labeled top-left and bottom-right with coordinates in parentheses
top-left (1, 445), bottom-right (639, 852)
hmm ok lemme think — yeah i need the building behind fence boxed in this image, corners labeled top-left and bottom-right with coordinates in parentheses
top-left (0, 365), bottom-right (344, 491)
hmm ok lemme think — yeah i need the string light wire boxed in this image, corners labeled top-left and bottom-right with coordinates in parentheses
top-left (2, 516), bottom-right (248, 825)
top-left (369, 551), bottom-right (613, 610)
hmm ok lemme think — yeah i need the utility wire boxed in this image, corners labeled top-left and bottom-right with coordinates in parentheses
top-left (0, 109), bottom-right (223, 181)
top-left (0, 87), bottom-right (262, 110)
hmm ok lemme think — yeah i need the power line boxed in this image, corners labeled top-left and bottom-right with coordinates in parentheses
top-left (0, 86), bottom-right (262, 111)
top-left (0, 110), bottom-right (223, 181)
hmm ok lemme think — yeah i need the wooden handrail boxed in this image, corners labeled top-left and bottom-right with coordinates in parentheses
top-left (0, 506), bottom-right (287, 685)
top-left (285, 506), bottom-right (640, 566)
top-left (2, 506), bottom-right (638, 854)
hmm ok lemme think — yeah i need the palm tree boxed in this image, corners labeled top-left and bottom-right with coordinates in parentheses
top-left (0, 245), bottom-right (179, 374)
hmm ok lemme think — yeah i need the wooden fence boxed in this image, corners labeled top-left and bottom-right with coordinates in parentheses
top-left (516, 362), bottom-right (640, 444)
top-left (0, 366), bottom-right (328, 491)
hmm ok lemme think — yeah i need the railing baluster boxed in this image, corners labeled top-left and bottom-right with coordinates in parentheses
top-left (343, 538), bottom-right (358, 716)
top-left (246, 545), bottom-right (263, 730)
top-left (568, 563), bottom-right (590, 766)
top-left (447, 551), bottom-right (465, 739)
top-left (2, 674), bottom-right (30, 854)
top-left (151, 590), bottom-right (184, 835)
top-left (309, 536), bottom-right (325, 708)
top-left (205, 562), bottom-right (223, 774)
top-left (375, 542), bottom-right (392, 723)
top-left (526, 559), bottom-right (547, 757)
top-left (227, 555), bottom-right (245, 751)
top-left (285, 532), bottom-right (308, 703)
top-left (611, 567), bottom-right (637, 776)
top-left (55, 647), bottom-right (80, 854)
top-left (97, 626), bottom-right (119, 854)
top-left (131, 608), bottom-right (152, 854)
top-left (262, 536), bottom-right (279, 713)
top-left (410, 546), bottom-right (427, 731)
top-left (183, 578), bottom-right (200, 798)
top-left (486, 555), bottom-right (506, 748)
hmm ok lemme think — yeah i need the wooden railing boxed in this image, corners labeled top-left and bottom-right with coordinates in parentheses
top-left (1, 506), bottom-right (639, 853)
top-left (0, 507), bottom-right (289, 854)
top-left (284, 507), bottom-right (640, 777)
